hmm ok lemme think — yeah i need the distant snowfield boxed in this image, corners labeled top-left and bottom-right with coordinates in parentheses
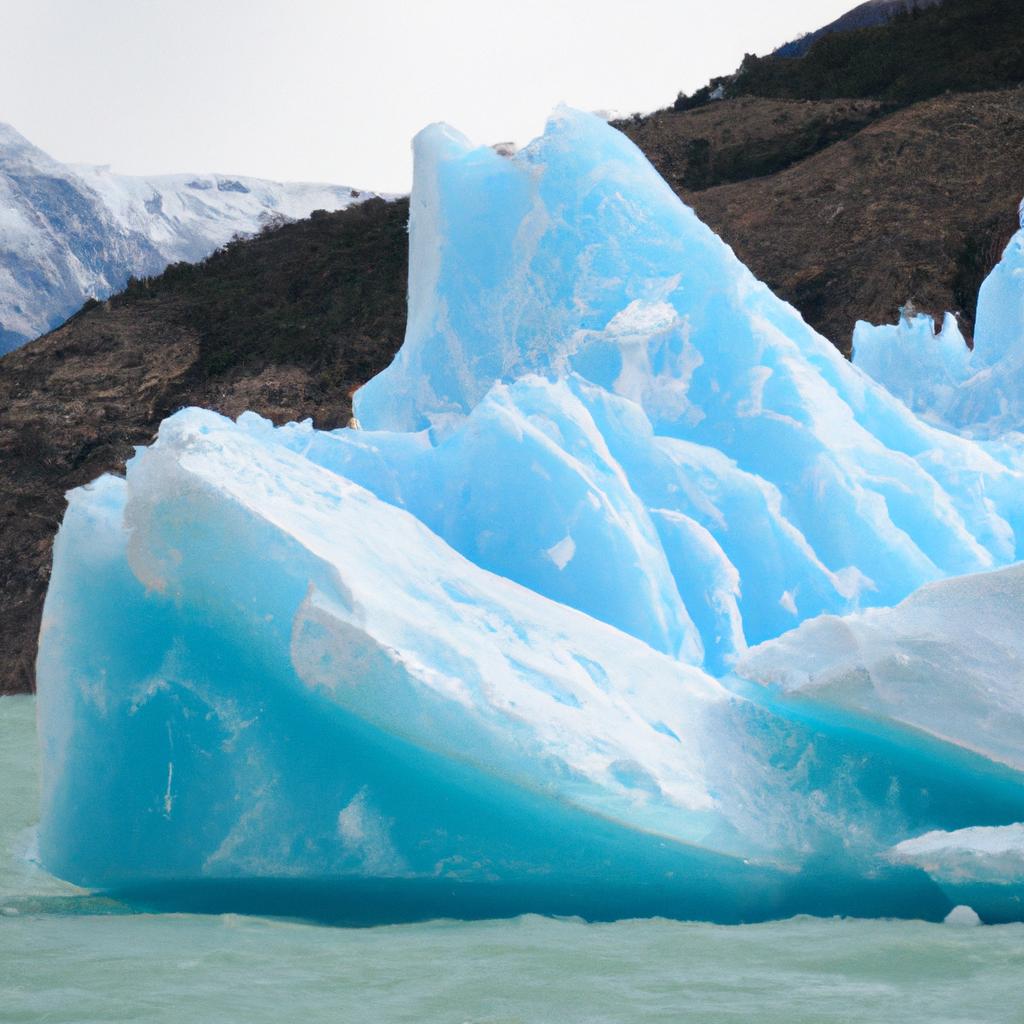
top-left (0, 122), bottom-right (389, 353)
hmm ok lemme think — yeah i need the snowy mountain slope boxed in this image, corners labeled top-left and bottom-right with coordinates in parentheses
top-left (0, 123), bottom-right (162, 353)
top-left (70, 164), bottom-right (375, 265)
top-left (0, 123), bottom-right (382, 354)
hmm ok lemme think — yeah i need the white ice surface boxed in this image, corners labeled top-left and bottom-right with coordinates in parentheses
top-left (737, 563), bottom-right (1024, 772)
top-left (892, 825), bottom-right (1024, 884)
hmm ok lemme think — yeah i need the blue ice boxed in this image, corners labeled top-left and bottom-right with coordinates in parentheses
top-left (854, 203), bottom-right (1024, 437)
top-left (36, 109), bottom-right (1024, 924)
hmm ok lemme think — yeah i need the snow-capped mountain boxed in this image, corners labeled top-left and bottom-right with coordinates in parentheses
top-left (0, 123), bottom-right (382, 354)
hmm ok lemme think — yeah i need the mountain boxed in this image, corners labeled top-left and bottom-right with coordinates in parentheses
top-left (674, 0), bottom-right (1024, 111)
top-left (0, 123), bottom-right (380, 353)
top-left (730, 0), bottom-right (1024, 104)
top-left (774, 0), bottom-right (944, 59)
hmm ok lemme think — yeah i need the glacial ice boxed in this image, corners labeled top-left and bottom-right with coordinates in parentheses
top-left (853, 204), bottom-right (1024, 437)
top-left (891, 825), bottom-right (1024, 924)
top-left (852, 311), bottom-right (972, 427)
top-left (737, 563), bottom-right (1024, 773)
top-left (892, 824), bottom-right (1024, 886)
top-left (36, 107), bottom-right (1024, 924)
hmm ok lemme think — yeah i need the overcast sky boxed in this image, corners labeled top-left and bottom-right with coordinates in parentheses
top-left (1, 0), bottom-right (855, 192)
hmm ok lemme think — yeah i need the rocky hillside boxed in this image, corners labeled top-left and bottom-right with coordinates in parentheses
top-left (0, 199), bottom-right (408, 694)
top-left (731, 0), bottom-right (1023, 105)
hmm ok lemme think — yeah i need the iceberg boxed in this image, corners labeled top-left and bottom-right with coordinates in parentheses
top-left (36, 108), bottom-right (1024, 924)
top-left (853, 204), bottom-right (1024, 437)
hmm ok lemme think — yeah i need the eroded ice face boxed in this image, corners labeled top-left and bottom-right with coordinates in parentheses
top-left (35, 109), bottom-right (1024, 923)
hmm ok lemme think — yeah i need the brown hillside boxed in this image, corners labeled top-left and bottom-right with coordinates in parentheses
top-left (0, 199), bottom-right (408, 694)
top-left (682, 90), bottom-right (1024, 350)
top-left (615, 96), bottom-right (888, 192)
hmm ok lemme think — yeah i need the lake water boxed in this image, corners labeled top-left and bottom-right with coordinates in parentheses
top-left (3, 694), bottom-right (1022, 1023)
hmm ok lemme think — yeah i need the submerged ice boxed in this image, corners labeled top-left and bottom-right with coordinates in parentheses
top-left (36, 108), bottom-right (1024, 924)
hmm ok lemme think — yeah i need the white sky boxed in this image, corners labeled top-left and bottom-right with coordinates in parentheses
top-left (0, 0), bottom-right (855, 193)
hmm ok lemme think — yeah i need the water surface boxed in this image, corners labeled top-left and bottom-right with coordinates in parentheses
top-left (3, 695), bottom-right (1022, 1024)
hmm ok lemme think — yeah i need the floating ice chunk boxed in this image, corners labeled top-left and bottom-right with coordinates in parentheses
top-left (944, 905), bottom-right (982, 927)
top-left (892, 826), bottom-right (1024, 924)
top-left (41, 408), bottom-right (1024, 921)
top-left (35, 109), bottom-right (1024, 922)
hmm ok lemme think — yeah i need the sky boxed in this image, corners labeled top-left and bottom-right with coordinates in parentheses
top-left (0, 0), bottom-right (857, 193)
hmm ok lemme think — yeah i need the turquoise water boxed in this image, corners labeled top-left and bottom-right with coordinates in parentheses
top-left (3, 696), bottom-right (1023, 1024)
